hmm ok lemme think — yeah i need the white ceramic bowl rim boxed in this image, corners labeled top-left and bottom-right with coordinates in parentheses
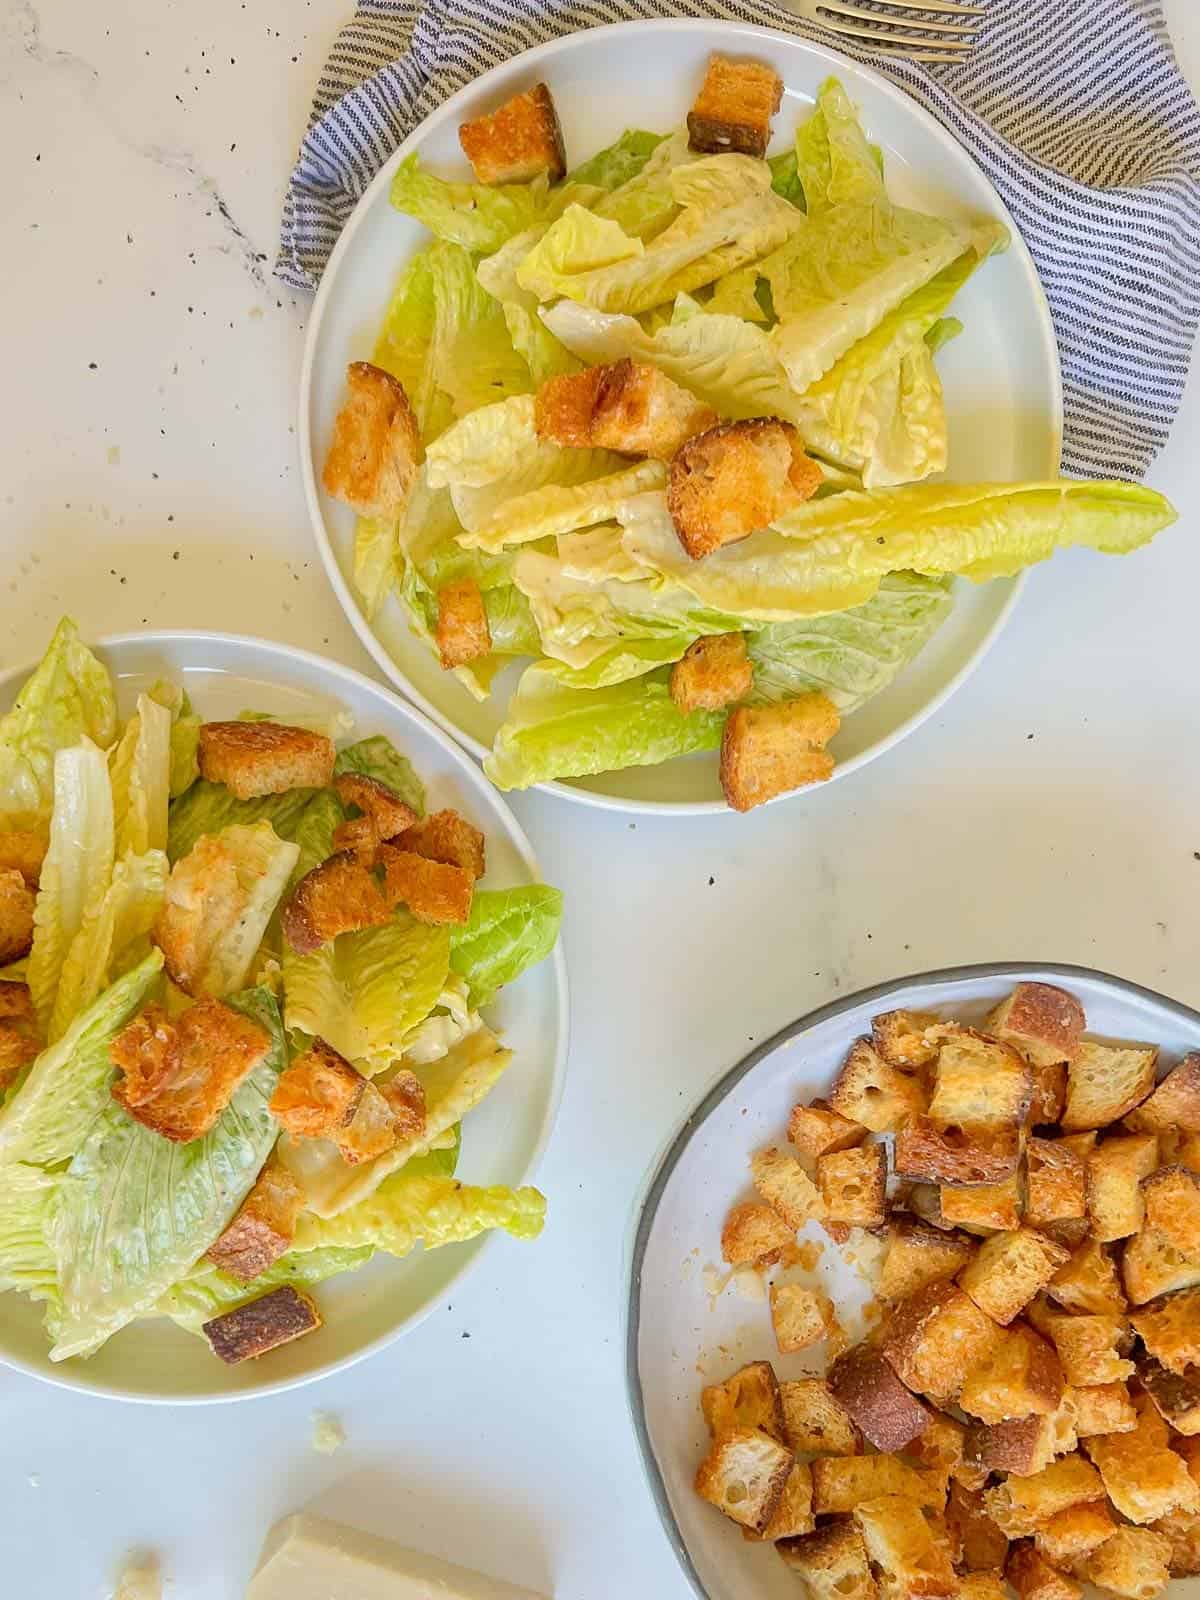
top-left (624, 962), bottom-right (1200, 1597)
top-left (0, 630), bottom-right (570, 1405)
top-left (298, 17), bottom-right (1062, 817)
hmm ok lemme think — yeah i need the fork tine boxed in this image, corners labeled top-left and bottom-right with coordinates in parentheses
top-left (815, 11), bottom-right (976, 51)
top-left (853, 0), bottom-right (984, 13)
top-left (817, 1), bottom-right (979, 36)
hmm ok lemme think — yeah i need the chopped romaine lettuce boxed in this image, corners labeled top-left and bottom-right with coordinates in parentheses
top-left (50, 849), bottom-right (168, 1041)
top-left (167, 781), bottom-right (319, 864)
top-left (159, 1242), bottom-right (374, 1334)
top-left (293, 1173), bottom-right (546, 1255)
top-left (389, 154), bottom-right (550, 253)
top-left (568, 129), bottom-right (666, 191)
top-left (449, 886), bottom-right (564, 1007)
top-left (0, 1162), bottom-right (60, 1307)
top-left (109, 693), bottom-right (173, 858)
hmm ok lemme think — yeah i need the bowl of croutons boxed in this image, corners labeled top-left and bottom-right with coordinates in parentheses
top-left (628, 966), bottom-right (1200, 1599)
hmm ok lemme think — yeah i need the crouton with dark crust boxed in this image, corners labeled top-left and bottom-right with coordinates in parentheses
top-left (0, 829), bottom-right (47, 888)
top-left (669, 633), bottom-right (752, 714)
top-left (1062, 1038), bottom-right (1158, 1131)
top-left (966, 1406), bottom-right (1079, 1478)
top-left (1127, 1051), bottom-right (1200, 1134)
top-left (828, 1343), bottom-right (931, 1451)
top-left (198, 721), bottom-right (335, 800)
top-left (269, 1038), bottom-right (366, 1139)
top-left (881, 1279), bottom-right (1004, 1404)
top-left (777, 1519), bottom-right (877, 1600)
top-left (535, 359), bottom-right (716, 460)
top-left (1139, 1356), bottom-right (1200, 1437)
top-left (379, 845), bottom-right (473, 926)
top-left (894, 1118), bottom-right (1022, 1187)
top-left (0, 868), bottom-right (35, 965)
top-left (669, 419), bottom-right (822, 559)
top-left (986, 984), bottom-right (1086, 1071)
top-left (1123, 1225), bottom-right (1200, 1305)
top-left (0, 979), bottom-right (40, 1093)
top-left (394, 809), bottom-right (486, 880)
top-left (459, 83), bottom-right (566, 185)
top-left (203, 1284), bottom-right (322, 1364)
top-left (283, 851), bottom-right (393, 955)
top-left (694, 1425), bottom-right (792, 1532)
top-left (206, 1158), bottom-right (304, 1283)
top-left (720, 692), bottom-right (838, 812)
top-left (1006, 1542), bottom-right (1082, 1600)
top-left (1131, 1285), bottom-right (1200, 1376)
top-left (828, 1035), bottom-right (926, 1133)
top-left (778, 1378), bottom-right (860, 1455)
top-left (720, 1199), bottom-right (794, 1267)
top-left (687, 54), bottom-right (783, 159)
top-left (331, 773), bottom-right (417, 860)
top-left (322, 360), bottom-right (420, 519)
top-left (111, 998), bottom-right (271, 1143)
top-left (701, 1359), bottom-right (785, 1442)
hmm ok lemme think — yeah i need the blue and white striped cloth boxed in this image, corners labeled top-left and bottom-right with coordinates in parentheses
top-left (278, 0), bottom-right (1200, 480)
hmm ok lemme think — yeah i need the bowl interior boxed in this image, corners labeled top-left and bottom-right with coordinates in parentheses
top-left (0, 633), bottom-right (567, 1401)
top-left (301, 19), bottom-right (1062, 813)
top-left (630, 965), bottom-right (1200, 1599)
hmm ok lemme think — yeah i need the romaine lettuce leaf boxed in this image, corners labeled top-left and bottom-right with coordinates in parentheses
top-left (167, 782), bottom-right (319, 864)
top-left (372, 246), bottom-right (450, 441)
top-left (449, 886), bottom-right (563, 1007)
top-left (293, 1173), bottom-right (545, 1255)
top-left (426, 394), bottom-right (621, 495)
top-left (389, 154), bottom-right (550, 253)
top-left (50, 849), bottom-right (168, 1041)
top-left (174, 822), bottom-right (298, 1000)
top-left (484, 663), bottom-right (724, 790)
top-left (146, 681), bottom-right (202, 798)
top-left (0, 949), bottom-right (163, 1170)
top-left (158, 1242), bottom-right (373, 1334)
top-left (456, 460), bottom-right (668, 554)
top-left (0, 618), bottom-right (117, 832)
top-left (354, 515), bottom-right (401, 622)
top-left (401, 974), bottom-right (479, 1065)
top-left (0, 1161), bottom-right (60, 1307)
top-left (568, 129), bottom-right (666, 192)
top-left (592, 130), bottom-right (694, 240)
top-left (335, 736), bottom-right (426, 817)
top-left (47, 986), bottom-right (286, 1360)
top-left (109, 693), bottom-right (172, 858)
top-left (796, 78), bottom-right (888, 215)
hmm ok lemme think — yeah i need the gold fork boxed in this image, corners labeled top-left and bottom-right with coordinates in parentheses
top-left (782, 0), bottom-right (984, 63)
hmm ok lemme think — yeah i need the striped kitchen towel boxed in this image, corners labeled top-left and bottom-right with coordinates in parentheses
top-left (278, 0), bottom-right (1200, 480)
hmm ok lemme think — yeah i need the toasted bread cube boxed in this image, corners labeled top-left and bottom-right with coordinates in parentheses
top-left (1069, 1381), bottom-right (1137, 1437)
top-left (1087, 1133), bottom-right (1159, 1242)
top-left (854, 1495), bottom-right (958, 1600)
top-left (720, 1200), bottom-right (794, 1267)
top-left (927, 1025), bottom-right (1033, 1132)
top-left (778, 1377), bottom-right (861, 1455)
top-left (750, 1145), bottom-right (823, 1230)
top-left (959, 1229), bottom-right (1071, 1325)
top-left (1139, 1356), bottom-right (1200, 1437)
top-left (1141, 1165), bottom-right (1200, 1258)
top-left (986, 985), bottom-right (1086, 1070)
top-left (777, 1518), bottom-right (877, 1600)
top-left (960, 1322), bottom-right (1065, 1424)
top-left (1006, 1542), bottom-right (1082, 1600)
top-left (111, 998), bottom-right (271, 1143)
top-left (0, 979), bottom-right (33, 1026)
top-left (1048, 1238), bottom-right (1126, 1316)
top-left (895, 1119), bottom-right (1022, 1187)
top-left (879, 1219), bottom-right (976, 1302)
top-left (331, 773), bottom-right (418, 860)
top-left (1127, 1052), bottom-right (1200, 1135)
top-left (812, 1454), bottom-right (941, 1516)
top-left (752, 1459), bottom-right (815, 1542)
top-left (670, 419), bottom-right (822, 560)
top-left (828, 1343), bottom-right (930, 1451)
top-left (1027, 1062), bottom-right (1070, 1127)
top-left (881, 1279), bottom-right (1005, 1404)
top-left (958, 1574), bottom-right (1009, 1600)
top-left (1123, 1227), bottom-right (1200, 1306)
top-left (0, 829), bottom-right (47, 889)
top-left (669, 633), bottom-right (753, 715)
top-left (870, 1009), bottom-right (940, 1069)
top-left (1079, 1527), bottom-right (1172, 1600)
top-left (535, 359), bottom-right (715, 460)
top-left (720, 693), bottom-right (838, 813)
top-left (694, 1425), bottom-right (792, 1532)
top-left (1063, 1039), bottom-right (1158, 1132)
top-left (435, 578), bottom-right (491, 671)
top-left (702, 1360), bottom-right (786, 1442)
top-left (380, 1068), bottom-right (426, 1146)
top-left (459, 82), bottom-right (565, 184)
top-left (1131, 1286), bottom-right (1200, 1375)
top-left (829, 1036), bottom-right (926, 1134)
top-left (1084, 1405), bottom-right (1200, 1524)
top-left (391, 809), bottom-right (485, 882)
top-left (788, 1098), bottom-right (864, 1160)
top-left (0, 1021), bottom-right (39, 1094)
top-left (206, 1157), bottom-right (303, 1283)
top-left (687, 54), bottom-right (783, 159)
top-left (1158, 1129), bottom-right (1200, 1171)
top-left (771, 1282), bottom-right (828, 1354)
top-left (0, 868), bottom-right (35, 965)
top-left (1045, 1313), bottom-right (1134, 1386)
top-left (899, 1181), bottom-right (955, 1232)
top-left (1150, 1503), bottom-right (1200, 1577)
top-left (202, 1284), bottom-right (321, 1364)
top-left (966, 1403), bottom-right (1079, 1478)
top-left (379, 845), bottom-right (473, 926)
top-left (941, 1175), bottom-right (1023, 1235)
top-left (282, 851), bottom-right (392, 955)
top-left (984, 1454), bottom-right (1105, 1538)
top-left (335, 1077), bottom-right (398, 1165)
top-left (1034, 1501), bottom-right (1118, 1568)
top-left (197, 721), bottom-right (335, 802)
top-left (908, 1411), bottom-right (974, 1487)
top-left (1027, 1137), bottom-right (1088, 1229)
top-left (322, 360), bottom-right (420, 519)
top-left (948, 1481), bottom-right (1010, 1571)
top-left (269, 1038), bottom-right (365, 1139)
top-left (817, 1142), bottom-right (887, 1228)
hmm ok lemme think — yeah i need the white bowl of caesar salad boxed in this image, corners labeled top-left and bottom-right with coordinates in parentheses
top-left (0, 623), bottom-right (567, 1401)
top-left (293, 20), bottom-right (1184, 817)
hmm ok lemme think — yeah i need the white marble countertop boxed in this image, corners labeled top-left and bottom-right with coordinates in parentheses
top-left (3, 2), bottom-right (1200, 1594)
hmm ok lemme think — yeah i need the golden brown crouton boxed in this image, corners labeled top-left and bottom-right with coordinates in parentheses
top-left (380, 1067), bottom-right (426, 1145)
top-left (435, 578), bottom-right (491, 671)
top-left (894, 1118), bottom-right (1022, 1188)
top-left (198, 721), bottom-right (335, 801)
top-left (788, 1097), bottom-right (864, 1160)
top-left (754, 1459), bottom-right (814, 1542)
top-left (854, 1494), bottom-right (958, 1600)
top-left (1047, 1238), bottom-right (1126, 1317)
top-left (322, 360), bottom-right (420, 519)
top-left (817, 1142), bottom-right (887, 1228)
top-left (771, 1282), bottom-right (829, 1354)
top-left (1084, 1402), bottom-right (1200, 1524)
top-left (720, 692), bottom-right (839, 812)
top-left (881, 1279), bottom-right (1005, 1405)
top-left (331, 773), bottom-right (418, 861)
top-left (811, 1454), bottom-right (942, 1516)
top-left (828, 1036), bottom-right (927, 1134)
top-left (958, 1573), bottom-right (1009, 1600)
top-left (1062, 1039), bottom-right (1158, 1131)
top-left (986, 984), bottom-right (1085, 1071)
top-left (669, 633), bottom-right (753, 715)
top-left (1087, 1132), bottom-right (1159, 1241)
top-left (948, 1481), bottom-right (1011, 1571)
top-left (966, 1404), bottom-right (1080, 1478)
top-left (269, 1038), bottom-right (366, 1139)
top-left (879, 1219), bottom-right (977, 1302)
top-left (669, 419), bottom-right (822, 559)
top-left (336, 1076), bottom-right (399, 1165)
top-left (394, 809), bottom-right (486, 880)
top-left (0, 868), bottom-right (35, 965)
top-left (1150, 1504), bottom-right (1200, 1578)
top-left (282, 851), bottom-right (393, 955)
top-left (202, 1284), bottom-right (322, 1364)
top-left (1139, 1356), bottom-right (1200, 1437)
top-left (1131, 1286), bottom-right (1200, 1375)
top-left (702, 1359), bottom-right (786, 1442)
top-left (0, 828), bottom-right (47, 888)
top-left (206, 1158), bottom-right (304, 1283)
top-left (0, 979), bottom-right (34, 1026)
top-left (110, 998), bottom-right (271, 1143)
top-left (984, 1454), bottom-right (1106, 1538)
top-left (911, 1409), bottom-right (977, 1489)
top-left (687, 53), bottom-right (783, 159)
top-left (1127, 1052), bottom-right (1200, 1135)
top-left (1079, 1527), bottom-right (1172, 1600)
top-left (828, 1343), bottom-right (931, 1451)
top-left (1033, 1501), bottom-right (1118, 1569)
top-left (777, 1519), bottom-right (877, 1600)
top-left (778, 1377), bottom-right (861, 1455)
top-left (927, 1025), bottom-right (1034, 1133)
top-left (1141, 1165), bottom-right (1200, 1257)
top-left (0, 1021), bottom-right (39, 1095)
top-left (458, 82), bottom-right (566, 185)
top-left (534, 360), bottom-right (716, 460)
top-left (1044, 1312), bottom-right (1133, 1386)
top-left (1123, 1226), bottom-right (1200, 1306)
top-left (959, 1229), bottom-right (1072, 1325)
top-left (720, 1199), bottom-right (794, 1267)
top-left (1006, 1542), bottom-right (1082, 1600)
top-left (872, 1009), bottom-right (941, 1070)
top-left (1027, 1137), bottom-right (1088, 1230)
top-left (379, 845), bottom-right (473, 926)
top-left (750, 1144), bottom-right (823, 1230)
top-left (1068, 1381), bottom-right (1137, 1437)
top-left (694, 1425), bottom-right (792, 1532)
top-left (959, 1322), bottom-right (1065, 1425)
top-left (941, 1175), bottom-right (1023, 1235)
